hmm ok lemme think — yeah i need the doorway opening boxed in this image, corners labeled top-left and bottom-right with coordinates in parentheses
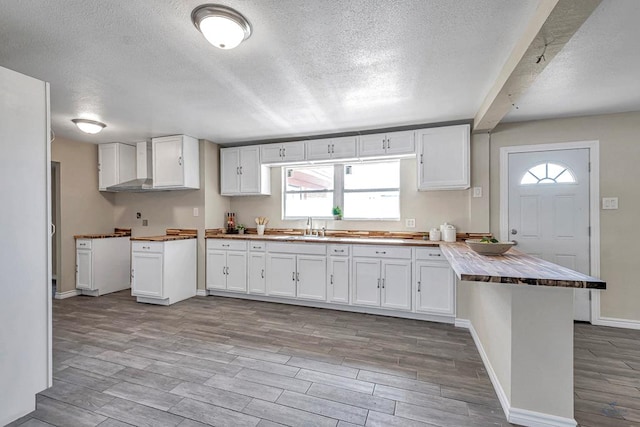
top-left (500, 141), bottom-right (600, 322)
top-left (51, 161), bottom-right (61, 297)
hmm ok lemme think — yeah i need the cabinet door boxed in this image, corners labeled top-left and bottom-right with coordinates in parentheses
top-left (352, 258), bottom-right (380, 307)
top-left (248, 252), bottom-right (266, 294)
top-left (328, 256), bottom-right (349, 304)
top-left (281, 141), bottom-right (305, 162)
top-left (220, 148), bottom-right (240, 195)
top-left (239, 146), bottom-right (261, 193)
top-left (153, 136), bottom-right (184, 187)
top-left (306, 139), bottom-right (333, 161)
top-left (76, 249), bottom-right (93, 290)
top-left (416, 261), bottom-right (455, 315)
top-left (266, 253), bottom-right (297, 298)
top-left (226, 251), bottom-right (248, 292)
top-left (329, 136), bottom-right (358, 160)
top-left (417, 125), bottom-right (470, 190)
top-left (206, 250), bottom-right (227, 290)
top-left (358, 134), bottom-right (387, 158)
top-left (385, 130), bottom-right (415, 155)
top-left (131, 252), bottom-right (164, 297)
top-left (381, 260), bottom-right (412, 311)
top-left (297, 255), bottom-right (326, 301)
top-left (98, 143), bottom-right (117, 190)
top-left (260, 144), bottom-right (284, 164)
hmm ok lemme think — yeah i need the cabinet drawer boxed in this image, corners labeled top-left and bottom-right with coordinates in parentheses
top-left (352, 245), bottom-right (411, 259)
top-left (415, 247), bottom-right (445, 260)
top-left (267, 242), bottom-right (326, 256)
top-left (248, 241), bottom-right (265, 252)
top-left (76, 239), bottom-right (92, 249)
top-left (328, 245), bottom-right (349, 256)
top-left (131, 241), bottom-right (164, 253)
top-left (207, 239), bottom-right (247, 251)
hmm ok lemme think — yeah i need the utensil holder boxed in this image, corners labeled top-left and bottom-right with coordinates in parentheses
top-left (257, 225), bottom-right (265, 236)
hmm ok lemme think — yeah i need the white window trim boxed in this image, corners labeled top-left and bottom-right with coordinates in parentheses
top-left (282, 161), bottom-right (401, 221)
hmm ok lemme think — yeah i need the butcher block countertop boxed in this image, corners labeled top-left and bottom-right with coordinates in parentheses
top-left (204, 228), bottom-right (489, 247)
top-left (130, 228), bottom-right (197, 242)
top-left (74, 228), bottom-right (131, 239)
top-left (440, 242), bottom-right (606, 289)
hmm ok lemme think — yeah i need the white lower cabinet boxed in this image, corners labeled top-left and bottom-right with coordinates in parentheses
top-left (352, 257), bottom-right (411, 311)
top-left (328, 256), bottom-right (349, 304)
top-left (415, 248), bottom-right (455, 315)
top-left (75, 237), bottom-right (131, 296)
top-left (207, 240), bottom-right (248, 292)
top-left (205, 239), bottom-right (455, 323)
top-left (266, 253), bottom-right (326, 301)
top-left (131, 239), bottom-right (197, 305)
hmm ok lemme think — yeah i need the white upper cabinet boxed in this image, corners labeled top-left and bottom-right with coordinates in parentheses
top-left (98, 143), bottom-right (136, 191)
top-left (358, 130), bottom-right (415, 158)
top-left (152, 135), bottom-right (200, 189)
top-left (416, 124), bottom-right (470, 190)
top-left (220, 146), bottom-right (270, 196)
top-left (260, 141), bottom-right (306, 164)
top-left (306, 136), bottom-right (358, 162)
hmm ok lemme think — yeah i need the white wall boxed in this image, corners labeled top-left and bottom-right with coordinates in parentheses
top-left (0, 66), bottom-right (51, 425)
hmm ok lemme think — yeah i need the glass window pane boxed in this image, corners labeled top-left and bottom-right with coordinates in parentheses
top-left (285, 192), bottom-right (333, 218)
top-left (520, 172), bottom-right (538, 185)
top-left (529, 163), bottom-right (546, 180)
top-left (547, 163), bottom-right (565, 179)
top-left (285, 166), bottom-right (333, 192)
top-left (556, 169), bottom-right (576, 183)
top-left (344, 161), bottom-right (400, 190)
top-left (344, 191), bottom-right (400, 219)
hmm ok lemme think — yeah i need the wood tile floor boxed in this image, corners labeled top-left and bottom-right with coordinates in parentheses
top-left (8, 291), bottom-right (640, 427)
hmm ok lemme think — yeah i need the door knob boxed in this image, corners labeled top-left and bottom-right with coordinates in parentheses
top-left (512, 240), bottom-right (518, 246)
top-left (511, 229), bottom-right (518, 235)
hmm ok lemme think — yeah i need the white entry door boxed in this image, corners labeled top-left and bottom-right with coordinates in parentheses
top-left (508, 148), bottom-right (591, 321)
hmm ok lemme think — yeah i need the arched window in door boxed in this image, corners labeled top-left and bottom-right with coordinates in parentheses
top-left (520, 162), bottom-right (577, 185)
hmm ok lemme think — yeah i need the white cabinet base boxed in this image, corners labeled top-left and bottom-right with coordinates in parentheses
top-left (207, 290), bottom-right (454, 323)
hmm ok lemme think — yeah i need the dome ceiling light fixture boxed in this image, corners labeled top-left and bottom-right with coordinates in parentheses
top-left (191, 4), bottom-right (252, 50)
top-left (71, 118), bottom-right (107, 134)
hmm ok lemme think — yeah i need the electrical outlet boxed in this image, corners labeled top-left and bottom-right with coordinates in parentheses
top-left (602, 197), bottom-right (619, 210)
top-left (142, 219), bottom-right (148, 226)
top-left (472, 187), bottom-right (482, 198)
top-left (405, 218), bottom-right (416, 228)
top-left (193, 207), bottom-right (199, 217)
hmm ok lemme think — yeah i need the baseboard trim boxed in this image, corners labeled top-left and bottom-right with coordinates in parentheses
top-left (54, 289), bottom-right (80, 299)
top-left (205, 290), bottom-right (455, 324)
top-left (461, 318), bottom-right (577, 427)
top-left (466, 321), bottom-right (511, 422)
top-left (509, 407), bottom-right (576, 427)
top-left (592, 316), bottom-right (640, 330)
top-left (195, 289), bottom-right (207, 297)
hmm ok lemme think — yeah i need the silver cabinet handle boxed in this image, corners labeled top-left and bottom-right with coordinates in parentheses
top-left (330, 274), bottom-right (334, 284)
top-left (428, 253), bottom-right (441, 257)
top-left (382, 278), bottom-right (385, 289)
top-left (377, 278), bottom-right (380, 289)
top-left (226, 266), bottom-right (230, 275)
top-left (75, 265), bottom-right (78, 273)
top-left (261, 269), bottom-right (264, 279)
top-left (417, 281), bottom-right (421, 292)
top-left (252, 246), bottom-right (261, 250)
top-left (239, 166), bottom-right (243, 175)
top-left (296, 272), bottom-right (300, 282)
top-left (331, 144), bottom-right (335, 154)
top-left (382, 139), bottom-right (385, 150)
top-left (292, 272), bottom-right (296, 281)
top-left (420, 154), bottom-right (424, 164)
top-left (334, 249), bottom-right (344, 253)
top-left (328, 144), bottom-right (331, 154)
top-left (223, 266), bottom-right (226, 275)
top-left (386, 138), bottom-right (390, 149)
top-left (222, 244), bottom-right (230, 247)
top-left (178, 156), bottom-right (183, 166)
top-left (131, 268), bottom-right (134, 278)
top-left (375, 251), bottom-right (386, 255)
top-left (236, 166), bottom-right (239, 175)
top-left (98, 163), bottom-right (101, 172)
top-left (283, 147), bottom-right (286, 157)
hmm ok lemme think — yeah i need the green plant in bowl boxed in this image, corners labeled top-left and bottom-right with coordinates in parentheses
top-left (332, 206), bottom-right (342, 220)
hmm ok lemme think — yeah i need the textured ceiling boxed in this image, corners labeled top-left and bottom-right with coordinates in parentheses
top-left (504, 0), bottom-right (640, 122)
top-left (1, 1), bottom-right (542, 144)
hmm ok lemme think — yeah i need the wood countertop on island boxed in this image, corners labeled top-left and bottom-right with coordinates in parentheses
top-left (74, 228), bottom-right (131, 239)
top-left (440, 242), bottom-right (606, 289)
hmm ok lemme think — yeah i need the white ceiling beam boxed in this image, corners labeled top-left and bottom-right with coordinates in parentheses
top-left (473, 0), bottom-right (602, 133)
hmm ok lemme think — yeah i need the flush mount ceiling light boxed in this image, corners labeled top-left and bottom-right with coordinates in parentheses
top-left (71, 118), bottom-right (106, 134)
top-left (191, 4), bottom-right (251, 50)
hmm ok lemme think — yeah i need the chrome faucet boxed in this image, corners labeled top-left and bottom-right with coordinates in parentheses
top-left (305, 217), bottom-right (317, 236)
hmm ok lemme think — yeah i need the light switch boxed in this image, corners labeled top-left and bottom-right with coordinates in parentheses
top-left (193, 207), bottom-right (199, 217)
top-left (602, 197), bottom-right (619, 210)
top-left (472, 187), bottom-right (482, 198)
top-left (405, 218), bottom-right (416, 228)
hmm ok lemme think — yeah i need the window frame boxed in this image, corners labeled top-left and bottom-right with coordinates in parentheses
top-left (282, 160), bottom-right (401, 221)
